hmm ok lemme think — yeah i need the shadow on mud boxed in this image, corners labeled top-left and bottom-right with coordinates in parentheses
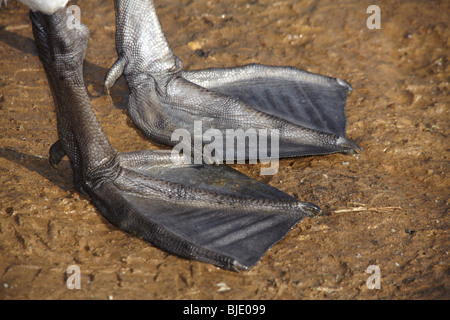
top-left (0, 26), bottom-right (128, 110)
top-left (0, 147), bottom-right (73, 192)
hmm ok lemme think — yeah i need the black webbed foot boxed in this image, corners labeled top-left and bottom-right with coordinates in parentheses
top-left (106, 0), bottom-right (361, 162)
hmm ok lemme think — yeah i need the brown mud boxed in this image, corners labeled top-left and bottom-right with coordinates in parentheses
top-left (0, 0), bottom-right (448, 299)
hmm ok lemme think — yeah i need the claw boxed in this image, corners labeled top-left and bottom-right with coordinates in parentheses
top-left (104, 55), bottom-right (127, 94)
top-left (299, 202), bottom-right (323, 217)
top-left (337, 137), bottom-right (362, 154)
top-left (49, 139), bottom-right (66, 168)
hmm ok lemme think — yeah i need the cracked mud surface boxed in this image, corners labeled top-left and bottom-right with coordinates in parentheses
top-left (0, 0), bottom-right (448, 299)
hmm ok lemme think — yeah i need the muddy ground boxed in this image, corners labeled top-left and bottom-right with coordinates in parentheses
top-left (0, 0), bottom-right (448, 300)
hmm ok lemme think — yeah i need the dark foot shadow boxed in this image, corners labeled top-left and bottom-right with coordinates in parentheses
top-left (0, 27), bottom-right (128, 110)
top-left (0, 147), bottom-right (73, 192)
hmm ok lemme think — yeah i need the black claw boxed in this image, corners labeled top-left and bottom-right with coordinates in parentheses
top-left (49, 139), bottom-right (66, 168)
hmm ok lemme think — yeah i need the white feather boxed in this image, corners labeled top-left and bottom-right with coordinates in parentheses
top-left (18, 0), bottom-right (69, 14)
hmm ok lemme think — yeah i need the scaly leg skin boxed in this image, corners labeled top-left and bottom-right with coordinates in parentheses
top-left (106, 0), bottom-right (361, 162)
top-left (28, 5), bottom-right (322, 271)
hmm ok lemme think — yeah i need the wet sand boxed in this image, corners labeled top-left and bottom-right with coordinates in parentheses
top-left (0, 0), bottom-right (448, 299)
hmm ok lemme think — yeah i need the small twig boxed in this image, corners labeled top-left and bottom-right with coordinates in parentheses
top-left (334, 206), bottom-right (402, 213)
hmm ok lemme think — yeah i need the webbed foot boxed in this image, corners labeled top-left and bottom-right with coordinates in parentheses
top-left (108, 0), bottom-right (361, 161)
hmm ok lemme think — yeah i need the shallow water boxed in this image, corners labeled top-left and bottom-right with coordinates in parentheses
top-left (0, 0), bottom-right (448, 299)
